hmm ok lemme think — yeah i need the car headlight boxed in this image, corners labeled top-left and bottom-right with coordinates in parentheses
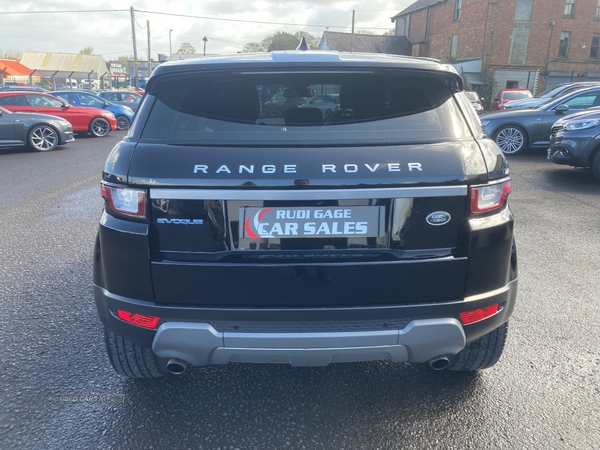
top-left (480, 120), bottom-right (490, 127)
top-left (123, 107), bottom-right (134, 114)
top-left (563, 119), bottom-right (600, 131)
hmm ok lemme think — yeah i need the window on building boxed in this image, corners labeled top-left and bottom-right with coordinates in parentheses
top-left (515, 0), bottom-right (533, 21)
top-left (564, 0), bottom-right (576, 16)
top-left (591, 34), bottom-right (600, 59)
top-left (597, 0), bottom-right (600, 18)
top-left (450, 34), bottom-right (458, 59)
top-left (558, 31), bottom-right (571, 58)
top-left (454, 0), bottom-right (462, 21)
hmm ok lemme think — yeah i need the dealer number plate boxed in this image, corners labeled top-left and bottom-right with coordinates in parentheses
top-left (240, 205), bottom-right (385, 239)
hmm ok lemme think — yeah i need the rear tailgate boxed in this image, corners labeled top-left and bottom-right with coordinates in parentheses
top-left (129, 142), bottom-right (487, 307)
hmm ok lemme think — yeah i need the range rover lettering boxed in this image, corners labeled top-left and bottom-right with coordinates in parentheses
top-left (94, 47), bottom-right (517, 378)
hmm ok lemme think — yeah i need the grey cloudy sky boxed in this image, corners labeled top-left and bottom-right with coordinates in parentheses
top-left (1, 0), bottom-right (413, 60)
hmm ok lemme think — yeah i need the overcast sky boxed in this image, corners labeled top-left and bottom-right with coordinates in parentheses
top-left (1, 0), bottom-right (413, 60)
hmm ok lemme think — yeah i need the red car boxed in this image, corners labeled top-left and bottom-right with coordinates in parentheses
top-left (0, 91), bottom-right (117, 137)
top-left (491, 88), bottom-right (533, 111)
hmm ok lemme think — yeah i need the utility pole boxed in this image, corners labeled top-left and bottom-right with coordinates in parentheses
top-left (130, 6), bottom-right (139, 90)
top-left (350, 10), bottom-right (355, 53)
top-left (203, 36), bottom-right (208, 56)
top-left (169, 29), bottom-right (173, 60)
top-left (147, 20), bottom-right (151, 78)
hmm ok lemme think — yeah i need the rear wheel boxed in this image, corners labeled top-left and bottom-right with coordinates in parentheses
top-left (89, 117), bottom-right (111, 137)
top-left (592, 151), bottom-right (600, 181)
top-left (28, 125), bottom-right (58, 151)
top-left (447, 322), bottom-right (508, 371)
top-left (115, 116), bottom-right (130, 130)
top-left (494, 125), bottom-right (527, 155)
top-left (104, 328), bottom-right (169, 378)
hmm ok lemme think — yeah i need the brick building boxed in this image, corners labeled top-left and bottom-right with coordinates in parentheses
top-left (391, 0), bottom-right (600, 103)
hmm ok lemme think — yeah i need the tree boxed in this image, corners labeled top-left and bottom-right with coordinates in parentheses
top-left (382, 30), bottom-right (395, 36)
top-left (117, 55), bottom-right (131, 63)
top-left (177, 42), bottom-right (196, 54)
top-left (79, 46), bottom-right (94, 55)
top-left (242, 42), bottom-right (265, 53)
top-left (294, 31), bottom-right (320, 50)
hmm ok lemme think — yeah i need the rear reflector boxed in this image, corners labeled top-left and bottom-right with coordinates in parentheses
top-left (470, 180), bottom-right (511, 213)
top-left (101, 184), bottom-right (147, 218)
top-left (459, 304), bottom-right (499, 325)
top-left (116, 310), bottom-right (160, 329)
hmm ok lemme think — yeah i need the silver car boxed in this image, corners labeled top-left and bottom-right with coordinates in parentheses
top-left (480, 86), bottom-right (600, 154)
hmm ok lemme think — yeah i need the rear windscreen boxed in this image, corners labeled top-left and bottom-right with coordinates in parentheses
top-left (141, 70), bottom-right (472, 144)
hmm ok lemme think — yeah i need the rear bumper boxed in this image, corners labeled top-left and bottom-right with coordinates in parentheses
top-left (95, 278), bottom-right (517, 367)
top-left (152, 318), bottom-right (466, 367)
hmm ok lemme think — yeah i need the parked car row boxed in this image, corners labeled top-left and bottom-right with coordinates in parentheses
top-left (0, 89), bottom-right (143, 152)
top-left (479, 82), bottom-right (600, 181)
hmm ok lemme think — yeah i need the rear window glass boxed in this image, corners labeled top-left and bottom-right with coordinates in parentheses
top-left (140, 70), bottom-right (472, 144)
top-left (502, 91), bottom-right (532, 100)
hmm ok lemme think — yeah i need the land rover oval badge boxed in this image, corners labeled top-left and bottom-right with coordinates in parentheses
top-left (426, 211), bottom-right (451, 226)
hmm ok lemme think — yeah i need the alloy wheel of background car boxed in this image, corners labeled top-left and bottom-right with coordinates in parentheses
top-left (89, 118), bottom-right (111, 137)
top-left (28, 125), bottom-right (58, 151)
top-left (495, 125), bottom-right (526, 155)
top-left (116, 116), bottom-right (130, 130)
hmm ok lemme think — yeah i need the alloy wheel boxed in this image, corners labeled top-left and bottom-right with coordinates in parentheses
top-left (495, 126), bottom-right (525, 154)
top-left (90, 118), bottom-right (111, 137)
top-left (116, 116), bottom-right (130, 130)
top-left (29, 126), bottom-right (58, 151)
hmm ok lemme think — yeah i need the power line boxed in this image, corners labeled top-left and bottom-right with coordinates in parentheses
top-left (2, 8), bottom-right (393, 31)
top-left (1, 9), bottom-right (128, 14)
top-left (135, 9), bottom-right (393, 30)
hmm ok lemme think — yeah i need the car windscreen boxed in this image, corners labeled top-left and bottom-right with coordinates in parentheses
top-left (465, 91), bottom-right (479, 102)
top-left (140, 70), bottom-right (472, 145)
top-left (503, 91), bottom-right (532, 100)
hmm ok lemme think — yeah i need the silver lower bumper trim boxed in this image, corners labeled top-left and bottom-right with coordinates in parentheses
top-left (152, 318), bottom-right (466, 367)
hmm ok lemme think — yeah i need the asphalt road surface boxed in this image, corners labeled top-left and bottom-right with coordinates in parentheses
top-left (0, 136), bottom-right (599, 449)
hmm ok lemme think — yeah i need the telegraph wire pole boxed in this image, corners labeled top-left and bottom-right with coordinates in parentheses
top-left (147, 20), bottom-right (151, 77)
top-left (350, 10), bottom-right (355, 53)
top-left (130, 6), bottom-right (139, 90)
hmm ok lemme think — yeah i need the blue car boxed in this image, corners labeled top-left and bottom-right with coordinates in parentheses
top-left (51, 90), bottom-right (134, 130)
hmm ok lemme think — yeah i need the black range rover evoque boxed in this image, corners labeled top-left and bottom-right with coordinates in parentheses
top-left (94, 49), bottom-right (517, 378)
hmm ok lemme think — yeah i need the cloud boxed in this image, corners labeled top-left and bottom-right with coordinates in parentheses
top-left (1, 0), bottom-right (410, 59)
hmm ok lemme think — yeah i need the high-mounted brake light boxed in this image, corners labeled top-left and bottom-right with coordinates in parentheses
top-left (101, 184), bottom-right (147, 218)
top-left (459, 304), bottom-right (500, 325)
top-left (470, 180), bottom-right (511, 213)
top-left (116, 309), bottom-right (160, 329)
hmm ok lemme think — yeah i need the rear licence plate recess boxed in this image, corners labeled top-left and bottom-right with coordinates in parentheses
top-left (240, 206), bottom-right (385, 239)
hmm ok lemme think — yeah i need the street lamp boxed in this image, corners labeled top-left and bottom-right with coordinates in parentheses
top-left (169, 29), bottom-right (173, 60)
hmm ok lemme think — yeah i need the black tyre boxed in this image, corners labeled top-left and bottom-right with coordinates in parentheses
top-left (494, 125), bottom-right (527, 155)
top-left (89, 117), bottom-right (111, 137)
top-left (447, 322), bottom-right (508, 371)
top-left (592, 151), bottom-right (600, 181)
top-left (28, 125), bottom-right (58, 151)
top-left (115, 116), bottom-right (130, 130)
top-left (104, 328), bottom-right (169, 378)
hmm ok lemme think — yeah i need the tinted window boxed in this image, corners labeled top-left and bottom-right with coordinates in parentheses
top-left (141, 70), bottom-right (472, 144)
top-left (561, 91), bottom-right (600, 109)
top-left (503, 91), bottom-right (532, 100)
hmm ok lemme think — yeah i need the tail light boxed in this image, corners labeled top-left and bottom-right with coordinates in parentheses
top-left (470, 180), bottom-right (511, 213)
top-left (101, 184), bottom-right (147, 218)
top-left (116, 309), bottom-right (160, 329)
top-left (459, 304), bottom-right (500, 325)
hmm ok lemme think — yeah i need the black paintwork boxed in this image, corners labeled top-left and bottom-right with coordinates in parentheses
top-left (94, 53), bottom-right (517, 354)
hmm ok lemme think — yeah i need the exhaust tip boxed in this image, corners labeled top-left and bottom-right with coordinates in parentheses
top-left (166, 358), bottom-right (188, 375)
top-left (428, 356), bottom-right (451, 370)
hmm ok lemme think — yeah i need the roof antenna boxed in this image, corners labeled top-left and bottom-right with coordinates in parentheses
top-left (296, 36), bottom-right (309, 51)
